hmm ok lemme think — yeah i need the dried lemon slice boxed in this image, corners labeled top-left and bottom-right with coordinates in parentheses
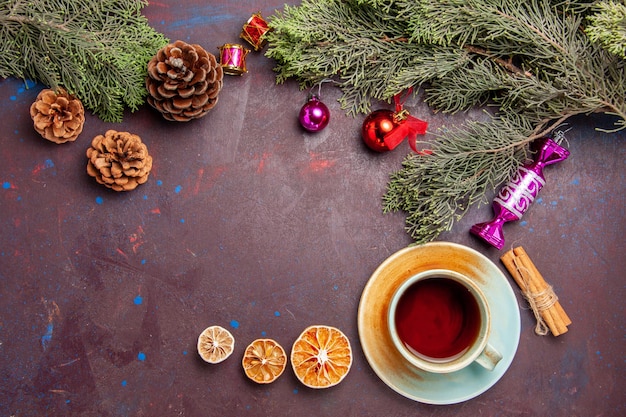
top-left (242, 338), bottom-right (287, 384)
top-left (197, 325), bottom-right (235, 364)
top-left (291, 325), bottom-right (352, 388)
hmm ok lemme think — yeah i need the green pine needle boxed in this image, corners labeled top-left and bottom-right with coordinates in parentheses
top-left (0, 0), bottom-right (169, 122)
top-left (586, 1), bottom-right (626, 59)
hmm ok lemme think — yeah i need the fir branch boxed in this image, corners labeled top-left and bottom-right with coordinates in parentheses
top-left (585, 0), bottom-right (626, 59)
top-left (266, 0), bottom-right (625, 244)
top-left (0, 0), bottom-right (168, 122)
top-left (383, 114), bottom-right (532, 244)
top-left (265, 0), bottom-right (431, 115)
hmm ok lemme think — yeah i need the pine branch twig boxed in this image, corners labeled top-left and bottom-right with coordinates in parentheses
top-left (0, 0), bottom-right (168, 122)
top-left (266, 0), bottom-right (625, 244)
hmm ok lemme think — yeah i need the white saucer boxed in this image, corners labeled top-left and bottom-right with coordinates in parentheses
top-left (357, 242), bottom-right (520, 405)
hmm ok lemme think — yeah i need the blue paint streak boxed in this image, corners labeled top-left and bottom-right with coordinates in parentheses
top-left (2, 182), bottom-right (10, 189)
top-left (137, 352), bottom-right (146, 361)
top-left (230, 319), bottom-right (240, 329)
top-left (41, 323), bottom-right (54, 350)
top-left (133, 295), bottom-right (143, 305)
top-left (121, 380), bottom-right (127, 387)
top-left (95, 196), bottom-right (104, 205)
top-left (44, 159), bottom-right (54, 168)
top-left (571, 178), bottom-right (580, 185)
top-left (274, 311), bottom-right (280, 317)
top-left (168, 12), bottom-right (234, 30)
top-left (174, 185), bottom-right (182, 193)
top-left (156, 180), bottom-right (163, 186)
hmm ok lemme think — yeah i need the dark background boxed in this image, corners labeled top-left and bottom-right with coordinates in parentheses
top-left (0, 1), bottom-right (624, 416)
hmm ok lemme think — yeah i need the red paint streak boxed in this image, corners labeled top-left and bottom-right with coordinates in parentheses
top-left (305, 152), bottom-right (336, 173)
top-left (150, 208), bottom-right (161, 215)
top-left (193, 168), bottom-right (205, 195)
top-left (116, 248), bottom-right (128, 259)
top-left (31, 163), bottom-right (46, 175)
top-left (257, 152), bottom-right (271, 173)
top-left (199, 166), bottom-right (227, 191)
top-left (129, 226), bottom-right (146, 254)
top-left (309, 159), bottom-right (334, 171)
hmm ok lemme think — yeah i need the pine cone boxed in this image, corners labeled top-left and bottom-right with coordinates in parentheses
top-left (86, 130), bottom-right (153, 192)
top-left (30, 88), bottom-right (85, 144)
top-left (146, 40), bottom-right (223, 122)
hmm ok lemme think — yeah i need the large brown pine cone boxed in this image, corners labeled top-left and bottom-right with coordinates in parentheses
top-left (86, 130), bottom-right (153, 192)
top-left (146, 40), bottom-right (223, 122)
top-left (30, 88), bottom-right (85, 144)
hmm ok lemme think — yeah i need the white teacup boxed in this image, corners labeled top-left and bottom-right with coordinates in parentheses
top-left (388, 269), bottom-right (502, 373)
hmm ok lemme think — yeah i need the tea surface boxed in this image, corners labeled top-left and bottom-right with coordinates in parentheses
top-left (395, 277), bottom-right (481, 360)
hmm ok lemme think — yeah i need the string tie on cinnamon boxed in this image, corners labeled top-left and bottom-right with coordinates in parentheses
top-left (500, 246), bottom-right (571, 337)
top-left (512, 258), bottom-right (559, 336)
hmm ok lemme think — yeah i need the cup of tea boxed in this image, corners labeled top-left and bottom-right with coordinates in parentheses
top-left (388, 269), bottom-right (502, 373)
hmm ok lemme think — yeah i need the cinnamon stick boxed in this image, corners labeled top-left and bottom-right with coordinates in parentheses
top-left (501, 247), bottom-right (571, 336)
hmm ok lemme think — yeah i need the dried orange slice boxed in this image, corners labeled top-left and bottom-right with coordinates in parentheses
top-left (242, 338), bottom-right (287, 384)
top-left (197, 325), bottom-right (235, 364)
top-left (291, 325), bottom-right (352, 389)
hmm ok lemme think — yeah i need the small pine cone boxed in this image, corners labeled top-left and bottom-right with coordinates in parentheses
top-left (30, 88), bottom-right (85, 144)
top-left (146, 40), bottom-right (223, 122)
top-left (86, 130), bottom-right (153, 192)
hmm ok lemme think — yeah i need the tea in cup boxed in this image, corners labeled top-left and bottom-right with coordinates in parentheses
top-left (388, 269), bottom-right (502, 373)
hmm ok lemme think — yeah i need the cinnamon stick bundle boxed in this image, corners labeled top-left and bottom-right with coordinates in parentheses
top-left (501, 247), bottom-right (571, 336)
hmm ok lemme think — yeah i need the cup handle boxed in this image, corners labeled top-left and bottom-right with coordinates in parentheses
top-left (474, 342), bottom-right (503, 371)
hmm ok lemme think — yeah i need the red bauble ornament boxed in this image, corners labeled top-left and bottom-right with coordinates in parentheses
top-left (362, 88), bottom-right (429, 153)
top-left (361, 109), bottom-right (429, 153)
top-left (361, 109), bottom-right (398, 152)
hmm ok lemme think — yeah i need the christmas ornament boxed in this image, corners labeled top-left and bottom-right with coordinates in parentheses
top-left (470, 137), bottom-right (570, 249)
top-left (361, 89), bottom-right (428, 152)
top-left (361, 110), bottom-right (398, 152)
top-left (299, 94), bottom-right (330, 132)
top-left (86, 130), bottom-right (153, 192)
top-left (218, 44), bottom-right (250, 76)
top-left (241, 12), bottom-right (272, 51)
top-left (146, 40), bottom-right (223, 122)
top-left (30, 87), bottom-right (85, 144)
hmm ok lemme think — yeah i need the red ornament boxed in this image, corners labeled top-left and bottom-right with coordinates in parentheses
top-left (240, 12), bottom-right (272, 51)
top-left (361, 88), bottom-right (429, 153)
top-left (361, 109), bottom-right (398, 152)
